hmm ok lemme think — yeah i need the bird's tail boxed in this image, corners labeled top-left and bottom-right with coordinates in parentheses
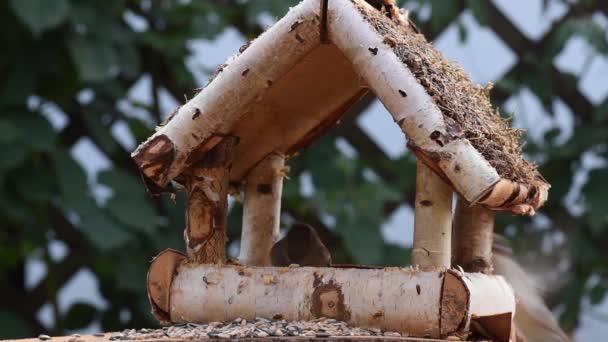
top-left (492, 237), bottom-right (570, 342)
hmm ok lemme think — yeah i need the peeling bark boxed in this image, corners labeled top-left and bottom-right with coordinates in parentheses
top-left (183, 137), bottom-right (237, 263)
top-left (452, 196), bottom-right (495, 274)
top-left (412, 162), bottom-right (452, 271)
top-left (239, 152), bottom-right (286, 266)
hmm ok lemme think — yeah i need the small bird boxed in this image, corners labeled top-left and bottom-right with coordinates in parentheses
top-left (492, 236), bottom-right (570, 342)
top-left (270, 223), bottom-right (332, 267)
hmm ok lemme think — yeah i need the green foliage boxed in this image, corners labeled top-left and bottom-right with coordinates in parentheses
top-left (10, 0), bottom-right (70, 35)
top-left (0, 0), bottom-right (606, 339)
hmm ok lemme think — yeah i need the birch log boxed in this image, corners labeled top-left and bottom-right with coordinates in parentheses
top-left (131, 0), bottom-right (320, 187)
top-left (183, 137), bottom-right (237, 263)
top-left (452, 196), bottom-right (495, 274)
top-left (327, 0), bottom-right (499, 205)
top-left (147, 249), bottom-right (515, 339)
top-left (412, 162), bottom-right (452, 271)
top-left (239, 152), bottom-right (285, 266)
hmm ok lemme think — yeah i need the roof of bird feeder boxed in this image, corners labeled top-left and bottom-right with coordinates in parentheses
top-left (131, 0), bottom-right (550, 215)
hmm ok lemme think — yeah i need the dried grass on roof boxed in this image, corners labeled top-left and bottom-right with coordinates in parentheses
top-left (357, 1), bottom-right (540, 185)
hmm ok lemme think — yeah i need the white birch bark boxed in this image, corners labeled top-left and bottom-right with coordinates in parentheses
top-left (452, 196), bottom-right (495, 274)
top-left (412, 162), bottom-right (452, 271)
top-left (239, 152), bottom-right (285, 266)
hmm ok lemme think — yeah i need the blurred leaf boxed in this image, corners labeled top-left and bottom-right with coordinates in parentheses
top-left (0, 311), bottom-right (31, 339)
top-left (382, 244), bottom-right (410, 267)
top-left (11, 113), bottom-right (56, 151)
top-left (51, 149), bottom-right (89, 208)
top-left (589, 282), bottom-right (606, 305)
top-left (0, 144), bottom-right (28, 172)
top-left (429, 0), bottom-right (459, 32)
top-left (68, 35), bottom-right (120, 82)
top-left (105, 195), bottom-right (157, 235)
top-left (64, 303), bottom-right (98, 330)
top-left (583, 168), bottom-right (608, 232)
top-left (114, 256), bottom-right (148, 293)
top-left (15, 164), bottom-right (56, 204)
top-left (9, 0), bottom-right (69, 35)
top-left (0, 119), bottom-right (20, 144)
top-left (467, 0), bottom-right (488, 26)
top-left (547, 17), bottom-right (608, 62)
top-left (457, 20), bottom-right (467, 43)
top-left (75, 201), bottom-right (132, 251)
top-left (0, 190), bottom-right (34, 223)
top-left (98, 170), bottom-right (157, 234)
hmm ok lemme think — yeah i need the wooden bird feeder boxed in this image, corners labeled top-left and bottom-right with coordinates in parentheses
top-left (132, 0), bottom-right (550, 341)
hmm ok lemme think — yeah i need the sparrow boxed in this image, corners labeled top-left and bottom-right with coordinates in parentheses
top-left (492, 235), bottom-right (570, 342)
top-left (270, 223), bottom-right (332, 267)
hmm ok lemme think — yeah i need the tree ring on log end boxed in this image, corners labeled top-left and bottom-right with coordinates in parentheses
top-left (147, 249), bottom-right (186, 324)
top-left (133, 134), bottom-right (176, 187)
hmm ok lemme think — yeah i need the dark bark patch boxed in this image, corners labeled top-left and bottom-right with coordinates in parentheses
top-left (454, 164), bottom-right (461, 173)
top-left (416, 284), bottom-right (421, 295)
top-left (273, 314), bottom-right (284, 320)
top-left (460, 259), bottom-right (493, 274)
top-left (368, 47), bottom-right (378, 55)
top-left (192, 108), bottom-right (201, 120)
top-left (241, 68), bottom-right (250, 76)
top-left (420, 200), bottom-right (433, 207)
top-left (290, 21), bottom-right (302, 32)
top-left (311, 280), bottom-right (351, 322)
top-left (502, 186), bottom-right (521, 207)
top-left (185, 135), bottom-right (224, 165)
top-left (239, 41), bottom-right (250, 53)
top-left (140, 172), bottom-right (175, 197)
top-left (430, 130), bottom-right (444, 147)
top-left (267, 80), bottom-right (273, 87)
top-left (257, 183), bottom-right (272, 194)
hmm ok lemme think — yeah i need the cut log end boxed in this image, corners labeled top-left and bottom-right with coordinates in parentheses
top-left (478, 179), bottom-right (550, 215)
top-left (440, 271), bottom-right (468, 337)
top-left (132, 134), bottom-right (176, 187)
top-left (147, 249), bottom-right (186, 324)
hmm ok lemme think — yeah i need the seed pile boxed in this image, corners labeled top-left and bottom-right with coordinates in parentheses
top-left (111, 317), bottom-right (404, 340)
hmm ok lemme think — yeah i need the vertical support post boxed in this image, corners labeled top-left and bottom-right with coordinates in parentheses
top-left (183, 136), bottom-right (237, 263)
top-left (452, 196), bottom-right (495, 274)
top-left (412, 161), bottom-right (453, 271)
top-left (239, 152), bottom-right (285, 266)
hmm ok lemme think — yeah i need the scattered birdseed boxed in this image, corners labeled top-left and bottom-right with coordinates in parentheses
top-left (112, 317), bottom-right (411, 340)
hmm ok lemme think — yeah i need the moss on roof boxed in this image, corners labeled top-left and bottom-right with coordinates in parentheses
top-left (357, 0), bottom-right (541, 185)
